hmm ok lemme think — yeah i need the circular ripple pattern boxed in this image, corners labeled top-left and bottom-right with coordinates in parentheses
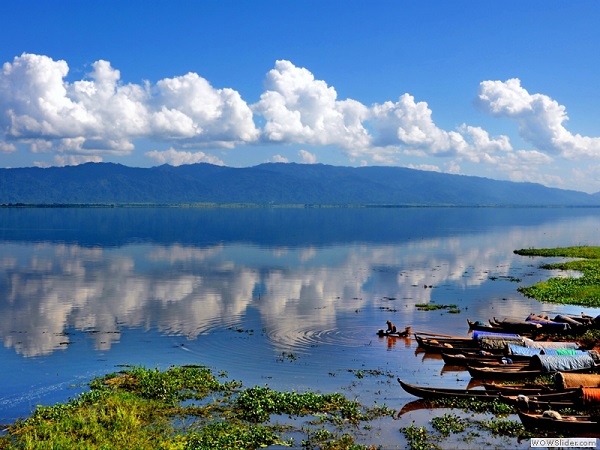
top-left (262, 325), bottom-right (372, 353)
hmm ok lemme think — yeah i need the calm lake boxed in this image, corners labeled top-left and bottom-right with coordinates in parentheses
top-left (1, 207), bottom-right (600, 448)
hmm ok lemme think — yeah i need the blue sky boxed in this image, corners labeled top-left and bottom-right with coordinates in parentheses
top-left (1, 1), bottom-right (600, 193)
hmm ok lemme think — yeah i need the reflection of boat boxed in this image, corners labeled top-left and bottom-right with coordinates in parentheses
top-left (396, 399), bottom-right (438, 417)
top-left (440, 365), bottom-right (468, 375)
top-left (418, 350), bottom-right (443, 361)
top-left (517, 410), bottom-right (600, 435)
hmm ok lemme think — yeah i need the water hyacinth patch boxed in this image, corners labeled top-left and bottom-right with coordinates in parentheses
top-left (0, 366), bottom-right (391, 450)
top-left (515, 246), bottom-right (600, 307)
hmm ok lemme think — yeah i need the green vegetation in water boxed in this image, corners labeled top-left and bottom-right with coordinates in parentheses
top-left (415, 303), bottom-right (460, 314)
top-left (348, 369), bottom-right (394, 379)
top-left (400, 408), bottom-right (533, 450)
top-left (401, 423), bottom-right (442, 450)
top-left (0, 365), bottom-right (390, 450)
top-left (430, 413), bottom-right (467, 436)
top-left (514, 246), bottom-right (600, 307)
top-left (429, 397), bottom-right (514, 416)
top-left (488, 275), bottom-right (522, 283)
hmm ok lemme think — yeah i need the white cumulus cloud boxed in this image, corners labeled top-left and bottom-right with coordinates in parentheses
top-left (478, 78), bottom-right (600, 159)
top-left (299, 149), bottom-right (317, 164)
top-left (253, 60), bottom-right (371, 150)
top-left (369, 94), bottom-right (467, 156)
top-left (35, 154), bottom-right (103, 168)
top-left (368, 95), bottom-right (512, 164)
top-left (0, 53), bottom-right (258, 161)
top-left (145, 148), bottom-right (224, 166)
top-left (269, 154), bottom-right (289, 163)
top-left (154, 72), bottom-right (259, 146)
top-left (0, 141), bottom-right (16, 153)
top-left (253, 61), bottom-right (512, 168)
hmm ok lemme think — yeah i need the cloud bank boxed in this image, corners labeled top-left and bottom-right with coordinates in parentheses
top-left (1, 53), bottom-right (599, 190)
top-left (0, 53), bottom-right (258, 160)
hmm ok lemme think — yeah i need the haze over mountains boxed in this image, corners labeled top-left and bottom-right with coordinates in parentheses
top-left (0, 162), bottom-right (599, 206)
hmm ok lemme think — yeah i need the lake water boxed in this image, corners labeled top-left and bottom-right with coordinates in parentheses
top-left (1, 207), bottom-right (600, 448)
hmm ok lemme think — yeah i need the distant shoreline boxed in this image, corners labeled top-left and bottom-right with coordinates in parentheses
top-left (2, 203), bottom-right (600, 209)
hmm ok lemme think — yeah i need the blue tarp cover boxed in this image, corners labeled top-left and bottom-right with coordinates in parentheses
top-left (472, 330), bottom-right (520, 340)
top-left (542, 349), bottom-right (585, 356)
top-left (508, 344), bottom-right (542, 356)
top-left (527, 320), bottom-right (570, 331)
top-left (533, 354), bottom-right (596, 372)
top-left (522, 338), bottom-right (580, 350)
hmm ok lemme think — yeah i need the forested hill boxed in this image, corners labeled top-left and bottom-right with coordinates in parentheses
top-left (0, 162), bottom-right (598, 206)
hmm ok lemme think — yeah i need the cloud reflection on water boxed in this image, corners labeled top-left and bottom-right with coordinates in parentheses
top-left (1, 209), bottom-right (598, 358)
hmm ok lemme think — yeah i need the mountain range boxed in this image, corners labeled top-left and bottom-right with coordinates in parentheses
top-left (0, 162), bottom-right (599, 206)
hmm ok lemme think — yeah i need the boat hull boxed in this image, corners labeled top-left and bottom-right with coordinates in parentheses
top-left (518, 411), bottom-right (600, 435)
top-left (397, 378), bottom-right (580, 405)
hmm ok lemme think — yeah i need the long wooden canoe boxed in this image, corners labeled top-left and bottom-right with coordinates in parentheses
top-left (467, 365), bottom-right (550, 380)
top-left (517, 410), bottom-right (600, 435)
top-left (499, 392), bottom-right (589, 411)
top-left (467, 364), bottom-right (599, 381)
top-left (482, 382), bottom-right (559, 395)
top-left (414, 334), bottom-right (484, 354)
top-left (467, 319), bottom-right (536, 336)
top-left (397, 378), bottom-right (580, 404)
top-left (441, 352), bottom-right (531, 367)
top-left (398, 378), bottom-right (502, 401)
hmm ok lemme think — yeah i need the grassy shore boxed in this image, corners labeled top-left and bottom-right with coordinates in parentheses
top-left (0, 365), bottom-right (392, 450)
top-left (515, 246), bottom-right (600, 308)
top-left (4, 365), bottom-right (597, 450)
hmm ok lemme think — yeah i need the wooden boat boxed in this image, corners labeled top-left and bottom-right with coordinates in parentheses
top-left (489, 317), bottom-right (550, 335)
top-left (467, 319), bottom-right (536, 336)
top-left (377, 327), bottom-right (411, 337)
top-left (470, 312), bottom-right (599, 337)
top-left (414, 332), bottom-right (474, 343)
top-left (398, 378), bottom-right (503, 401)
top-left (414, 334), bottom-right (484, 354)
top-left (398, 378), bottom-right (581, 405)
top-left (482, 382), bottom-right (559, 395)
top-left (468, 364), bottom-right (552, 380)
top-left (441, 352), bottom-right (531, 367)
top-left (461, 359), bottom-right (530, 369)
top-left (517, 410), bottom-right (600, 435)
top-left (499, 390), bottom-right (595, 411)
top-left (467, 363), bottom-right (599, 381)
top-left (491, 314), bottom-right (597, 336)
top-left (555, 372), bottom-right (600, 389)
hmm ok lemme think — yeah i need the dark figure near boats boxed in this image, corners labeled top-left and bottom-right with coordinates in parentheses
top-left (386, 320), bottom-right (397, 333)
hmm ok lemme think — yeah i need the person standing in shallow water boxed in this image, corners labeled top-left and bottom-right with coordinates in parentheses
top-left (386, 320), bottom-right (397, 333)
